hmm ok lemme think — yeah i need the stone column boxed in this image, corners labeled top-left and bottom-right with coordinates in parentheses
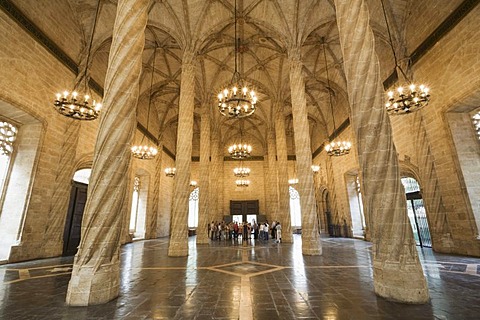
top-left (41, 120), bottom-right (79, 257)
top-left (275, 110), bottom-right (292, 243)
top-left (147, 142), bottom-right (163, 239)
top-left (288, 49), bottom-right (321, 255)
top-left (217, 141), bottom-right (225, 220)
top-left (66, 0), bottom-right (149, 306)
top-left (209, 125), bottom-right (219, 222)
top-left (168, 50), bottom-right (196, 257)
top-left (197, 107), bottom-right (211, 244)
top-left (334, 0), bottom-right (429, 303)
top-left (265, 128), bottom-right (279, 217)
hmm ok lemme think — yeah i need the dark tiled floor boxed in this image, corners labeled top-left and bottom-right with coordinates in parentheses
top-left (1, 235), bottom-right (479, 319)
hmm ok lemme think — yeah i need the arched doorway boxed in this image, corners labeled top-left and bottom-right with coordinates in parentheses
top-left (401, 177), bottom-right (432, 247)
top-left (62, 168), bottom-right (90, 256)
top-left (289, 186), bottom-right (301, 231)
top-left (188, 187), bottom-right (199, 229)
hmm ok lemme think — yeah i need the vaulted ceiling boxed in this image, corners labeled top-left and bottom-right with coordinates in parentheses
top-left (10, 0), bottom-right (462, 156)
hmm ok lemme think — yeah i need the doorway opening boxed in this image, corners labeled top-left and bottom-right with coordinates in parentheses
top-left (188, 187), bottom-right (199, 229)
top-left (63, 168), bottom-right (91, 256)
top-left (346, 173), bottom-right (366, 238)
top-left (289, 186), bottom-right (301, 230)
top-left (129, 176), bottom-right (147, 240)
top-left (401, 177), bottom-right (432, 247)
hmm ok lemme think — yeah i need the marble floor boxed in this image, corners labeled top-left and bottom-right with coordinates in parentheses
top-left (1, 235), bottom-right (480, 320)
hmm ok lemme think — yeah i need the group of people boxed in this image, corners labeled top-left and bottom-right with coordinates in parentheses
top-left (208, 220), bottom-right (282, 243)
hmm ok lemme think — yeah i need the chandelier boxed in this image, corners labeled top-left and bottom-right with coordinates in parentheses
top-left (53, 0), bottom-right (102, 120)
top-left (0, 121), bottom-right (17, 156)
top-left (235, 179), bottom-right (250, 187)
top-left (131, 45), bottom-right (159, 160)
top-left (190, 180), bottom-right (198, 187)
top-left (165, 167), bottom-right (176, 177)
top-left (228, 143), bottom-right (252, 159)
top-left (233, 162), bottom-right (250, 177)
top-left (311, 165), bottom-right (320, 173)
top-left (381, 0), bottom-right (430, 115)
top-left (228, 120), bottom-right (252, 159)
top-left (217, 0), bottom-right (257, 118)
top-left (321, 39), bottom-right (352, 157)
top-left (288, 178), bottom-right (298, 185)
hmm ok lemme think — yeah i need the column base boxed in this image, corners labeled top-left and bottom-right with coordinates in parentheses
top-left (168, 239), bottom-right (188, 257)
top-left (301, 233), bottom-right (322, 255)
top-left (66, 262), bottom-right (120, 306)
top-left (373, 260), bottom-right (429, 304)
top-left (196, 235), bottom-right (210, 245)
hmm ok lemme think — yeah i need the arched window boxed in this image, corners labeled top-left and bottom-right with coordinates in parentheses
top-left (129, 177), bottom-right (141, 233)
top-left (289, 186), bottom-right (302, 227)
top-left (0, 121), bottom-right (17, 195)
top-left (188, 187), bottom-right (199, 228)
top-left (72, 168), bottom-right (91, 185)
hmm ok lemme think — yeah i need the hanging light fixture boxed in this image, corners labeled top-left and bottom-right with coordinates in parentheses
top-left (228, 120), bottom-right (252, 159)
top-left (381, 0), bottom-right (430, 115)
top-left (217, 0), bottom-right (257, 118)
top-left (131, 45), bottom-right (159, 160)
top-left (473, 111), bottom-right (480, 140)
top-left (288, 178), bottom-right (299, 185)
top-left (233, 160), bottom-right (250, 177)
top-left (311, 165), bottom-right (320, 173)
top-left (165, 167), bottom-right (176, 177)
top-left (53, 0), bottom-right (102, 120)
top-left (321, 39), bottom-right (352, 157)
top-left (190, 180), bottom-right (198, 187)
top-left (235, 179), bottom-right (250, 187)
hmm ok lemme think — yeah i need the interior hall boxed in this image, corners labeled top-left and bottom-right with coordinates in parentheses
top-left (0, 0), bottom-right (480, 319)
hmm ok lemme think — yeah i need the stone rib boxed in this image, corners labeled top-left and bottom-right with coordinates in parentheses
top-left (66, 0), bottom-right (149, 306)
top-left (333, 0), bottom-right (428, 303)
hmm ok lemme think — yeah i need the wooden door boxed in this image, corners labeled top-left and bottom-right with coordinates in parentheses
top-left (230, 200), bottom-right (259, 221)
top-left (62, 182), bottom-right (88, 256)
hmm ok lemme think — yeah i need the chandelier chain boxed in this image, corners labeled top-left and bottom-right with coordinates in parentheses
top-left (79, 0), bottom-right (101, 92)
top-left (380, 0), bottom-right (409, 82)
top-left (322, 40), bottom-right (336, 134)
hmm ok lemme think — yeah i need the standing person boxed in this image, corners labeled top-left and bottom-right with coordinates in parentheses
top-left (253, 221), bottom-right (258, 240)
top-left (271, 221), bottom-right (277, 240)
top-left (264, 221), bottom-right (269, 240)
top-left (276, 222), bottom-right (282, 243)
top-left (234, 222), bottom-right (239, 239)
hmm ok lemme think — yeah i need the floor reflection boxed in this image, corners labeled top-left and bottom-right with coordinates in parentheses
top-left (0, 235), bottom-right (479, 319)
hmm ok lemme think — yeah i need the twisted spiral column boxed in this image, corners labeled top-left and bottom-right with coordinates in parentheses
top-left (147, 143), bottom-right (163, 239)
top-left (66, 0), bottom-right (149, 306)
top-left (168, 51), bottom-right (196, 257)
top-left (209, 127), bottom-right (219, 223)
top-left (334, 0), bottom-right (429, 303)
top-left (275, 110), bottom-right (292, 243)
top-left (197, 107), bottom-right (211, 244)
top-left (41, 120), bottom-right (80, 257)
top-left (266, 128), bottom-right (279, 218)
top-left (288, 49), bottom-right (321, 255)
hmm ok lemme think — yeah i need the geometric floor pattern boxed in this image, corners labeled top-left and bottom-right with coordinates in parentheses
top-left (1, 235), bottom-right (480, 319)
